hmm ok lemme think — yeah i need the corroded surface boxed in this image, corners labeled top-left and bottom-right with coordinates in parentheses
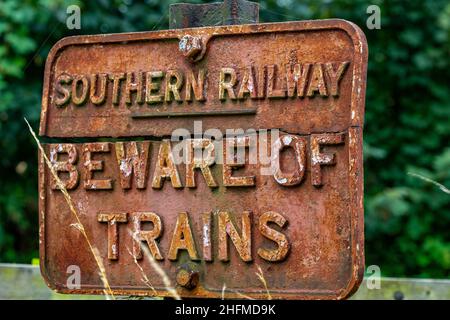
top-left (39, 20), bottom-right (367, 299)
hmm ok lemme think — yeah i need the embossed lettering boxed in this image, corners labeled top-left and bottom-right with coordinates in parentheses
top-left (83, 142), bottom-right (113, 190)
top-left (115, 141), bottom-right (150, 189)
top-left (218, 211), bottom-right (252, 262)
top-left (98, 212), bottom-right (128, 260)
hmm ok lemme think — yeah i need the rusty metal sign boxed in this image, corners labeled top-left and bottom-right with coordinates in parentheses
top-left (38, 20), bottom-right (367, 299)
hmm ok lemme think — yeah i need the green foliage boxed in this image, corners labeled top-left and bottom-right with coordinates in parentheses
top-left (0, 0), bottom-right (448, 278)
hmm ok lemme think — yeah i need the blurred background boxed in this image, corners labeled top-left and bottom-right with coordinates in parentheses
top-left (0, 0), bottom-right (448, 281)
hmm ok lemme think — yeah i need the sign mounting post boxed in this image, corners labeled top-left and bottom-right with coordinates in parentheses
top-left (169, 0), bottom-right (259, 29)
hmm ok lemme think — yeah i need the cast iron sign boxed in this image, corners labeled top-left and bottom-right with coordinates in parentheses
top-left (39, 20), bottom-right (367, 299)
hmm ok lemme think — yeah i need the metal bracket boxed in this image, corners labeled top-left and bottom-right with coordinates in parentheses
top-left (172, 0), bottom-right (259, 62)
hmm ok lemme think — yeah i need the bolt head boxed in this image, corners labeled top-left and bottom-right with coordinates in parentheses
top-left (176, 267), bottom-right (199, 290)
top-left (179, 35), bottom-right (202, 59)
